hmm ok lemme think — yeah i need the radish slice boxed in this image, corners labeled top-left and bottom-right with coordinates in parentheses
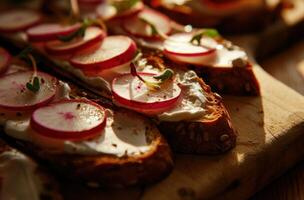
top-left (30, 99), bottom-right (107, 140)
top-left (163, 33), bottom-right (218, 65)
top-left (0, 48), bottom-right (11, 75)
top-left (45, 26), bottom-right (106, 56)
top-left (112, 73), bottom-right (181, 115)
top-left (0, 71), bottom-right (57, 111)
top-left (96, 1), bottom-right (144, 20)
top-left (0, 10), bottom-right (41, 33)
top-left (122, 8), bottom-right (171, 40)
top-left (70, 35), bottom-right (137, 71)
top-left (26, 23), bottom-right (82, 42)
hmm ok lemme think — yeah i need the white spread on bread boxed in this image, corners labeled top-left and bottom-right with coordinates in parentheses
top-left (0, 150), bottom-right (42, 200)
top-left (137, 60), bottom-right (207, 121)
top-left (64, 109), bottom-right (151, 156)
top-left (158, 70), bottom-right (206, 121)
top-left (1, 80), bottom-right (151, 157)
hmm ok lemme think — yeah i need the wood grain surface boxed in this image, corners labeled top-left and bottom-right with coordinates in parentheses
top-left (251, 40), bottom-right (304, 200)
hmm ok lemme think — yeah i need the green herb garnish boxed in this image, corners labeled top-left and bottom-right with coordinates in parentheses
top-left (26, 76), bottom-right (40, 92)
top-left (112, 0), bottom-right (140, 12)
top-left (58, 18), bottom-right (105, 42)
top-left (153, 69), bottom-right (174, 82)
top-left (139, 17), bottom-right (168, 40)
top-left (130, 63), bottom-right (174, 91)
top-left (18, 48), bottom-right (40, 93)
top-left (130, 62), bottom-right (160, 90)
top-left (190, 29), bottom-right (220, 46)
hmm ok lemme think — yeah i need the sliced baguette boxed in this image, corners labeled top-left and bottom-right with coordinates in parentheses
top-left (0, 59), bottom-right (173, 188)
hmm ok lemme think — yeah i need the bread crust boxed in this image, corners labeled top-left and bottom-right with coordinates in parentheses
top-left (145, 0), bottom-right (281, 34)
top-left (193, 63), bottom-right (260, 96)
top-left (159, 76), bottom-right (236, 154)
top-left (1, 123), bottom-right (173, 188)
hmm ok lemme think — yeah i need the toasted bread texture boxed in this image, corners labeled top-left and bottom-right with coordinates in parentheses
top-left (158, 75), bottom-right (236, 154)
top-left (193, 63), bottom-right (260, 96)
top-left (145, 0), bottom-right (281, 34)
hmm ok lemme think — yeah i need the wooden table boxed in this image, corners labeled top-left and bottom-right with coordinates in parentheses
top-left (252, 40), bottom-right (304, 200)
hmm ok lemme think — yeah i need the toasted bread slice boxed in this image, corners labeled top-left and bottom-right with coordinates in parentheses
top-left (0, 140), bottom-right (63, 200)
top-left (145, 0), bottom-right (281, 34)
top-left (0, 60), bottom-right (173, 188)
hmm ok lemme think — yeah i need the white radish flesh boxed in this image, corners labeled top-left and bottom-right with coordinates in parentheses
top-left (164, 33), bottom-right (217, 65)
top-left (45, 26), bottom-right (106, 55)
top-left (112, 73), bottom-right (181, 115)
top-left (0, 71), bottom-right (57, 111)
top-left (70, 35), bottom-right (137, 71)
top-left (123, 8), bottom-right (171, 39)
top-left (30, 99), bottom-right (107, 140)
top-left (26, 23), bottom-right (82, 42)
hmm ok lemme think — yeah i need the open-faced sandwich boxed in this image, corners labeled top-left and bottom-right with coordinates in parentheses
top-left (0, 47), bottom-right (173, 187)
top-left (0, 0), bottom-right (239, 155)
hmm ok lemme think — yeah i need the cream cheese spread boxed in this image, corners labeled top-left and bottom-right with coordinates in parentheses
top-left (158, 70), bottom-right (207, 121)
top-left (64, 109), bottom-right (151, 156)
top-left (137, 59), bottom-right (207, 121)
top-left (1, 80), bottom-right (151, 157)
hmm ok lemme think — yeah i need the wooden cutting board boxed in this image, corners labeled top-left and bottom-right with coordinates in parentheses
top-left (63, 64), bottom-right (304, 200)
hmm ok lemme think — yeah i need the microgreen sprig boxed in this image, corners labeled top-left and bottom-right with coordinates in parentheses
top-left (139, 17), bottom-right (168, 40)
top-left (190, 28), bottom-right (220, 46)
top-left (18, 48), bottom-right (40, 93)
top-left (58, 18), bottom-right (106, 42)
top-left (130, 52), bottom-right (174, 91)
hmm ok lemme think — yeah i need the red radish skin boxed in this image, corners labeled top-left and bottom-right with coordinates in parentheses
top-left (96, 1), bottom-right (144, 20)
top-left (0, 71), bottom-right (58, 111)
top-left (0, 10), bottom-right (41, 33)
top-left (122, 8), bottom-right (171, 40)
top-left (70, 35), bottom-right (137, 71)
top-left (26, 23), bottom-right (82, 42)
top-left (30, 99), bottom-right (107, 140)
top-left (112, 73), bottom-right (181, 115)
top-left (0, 48), bottom-right (11, 75)
top-left (45, 26), bottom-right (106, 56)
